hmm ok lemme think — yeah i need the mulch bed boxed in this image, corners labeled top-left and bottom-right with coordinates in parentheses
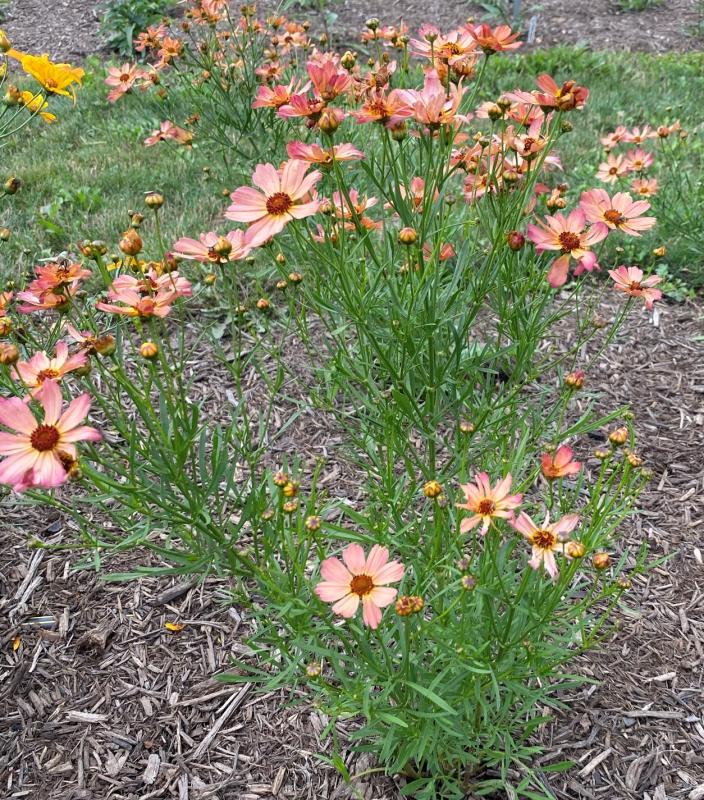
top-left (1, 291), bottom-right (703, 799)
top-left (2, 0), bottom-right (703, 61)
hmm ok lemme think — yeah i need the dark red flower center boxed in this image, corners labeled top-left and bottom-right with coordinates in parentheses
top-left (31, 424), bottom-right (60, 452)
top-left (532, 529), bottom-right (556, 549)
top-left (266, 192), bottom-right (293, 216)
top-left (36, 368), bottom-right (60, 383)
top-left (350, 574), bottom-right (374, 596)
top-left (604, 209), bottom-right (625, 225)
top-left (558, 231), bottom-right (581, 252)
top-left (478, 499), bottom-right (496, 516)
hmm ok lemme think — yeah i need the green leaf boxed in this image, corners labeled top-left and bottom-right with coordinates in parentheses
top-left (405, 681), bottom-right (457, 715)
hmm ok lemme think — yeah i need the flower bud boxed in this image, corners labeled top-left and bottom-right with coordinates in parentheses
top-left (119, 228), bottom-right (143, 256)
top-left (276, 279), bottom-right (288, 290)
top-left (457, 556), bottom-right (471, 572)
top-left (486, 103), bottom-right (503, 121)
top-left (282, 480), bottom-right (299, 498)
top-left (398, 226), bottom-right (418, 245)
top-left (305, 515), bottom-right (322, 532)
top-left (0, 227), bottom-right (10, 241)
top-left (608, 427), bottom-right (628, 446)
top-left (282, 499), bottom-right (298, 514)
top-left (560, 120), bottom-right (573, 134)
top-left (318, 108), bottom-right (341, 134)
top-left (144, 191), bottom-right (165, 209)
top-left (617, 575), bottom-right (631, 589)
top-left (0, 317), bottom-right (12, 336)
top-left (423, 480), bottom-right (442, 498)
top-left (390, 122), bottom-right (408, 141)
top-left (341, 51), bottom-right (356, 70)
top-left (3, 176), bottom-right (21, 195)
top-left (496, 96), bottom-right (511, 111)
top-left (506, 230), bottom-right (525, 251)
top-left (275, 253), bottom-right (286, 265)
top-left (626, 451), bottom-right (642, 467)
top-left (74, 362), bottom-right (92, 377)
top-left (461, 574), bottom-right (477, 591)
top-left (0, 342), bottom-right (19, 364)
top-left (592, 552), bottom-right (611, 570)
top-left (139, 341), bottom-right (159, 359)
top-left (260, 508), bottom-right (274, 521)
top-left (395, 595), bottom-right (424, 616)
top-left (566, 541), bottom-right (585, 559)
top-left (256, 297), bottom-right (270, 311)
top-left (306, 662), bottom-right (322, 678)
top-left (273, 470), bottom-right (289, 487)
top-left (288, 271), bottom-right (303, 284)
top-left (459, 419), bottom-right (475, 434)
top-left (0, 31), bottom-right (11, 52)
top-left (365, 17), bottom-right (380, 30)
top-left (594, 448), bottom-right (611, 460)
top-left (652, 246), bottom-right (666, 257)
top-left (564, 370), bottom-right (585, 390)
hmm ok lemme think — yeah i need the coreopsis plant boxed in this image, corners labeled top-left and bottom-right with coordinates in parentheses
top-left (5, 6), bottom-right (666, 798)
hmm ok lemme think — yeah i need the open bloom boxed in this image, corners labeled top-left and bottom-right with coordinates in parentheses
top-left (467, 23), bottom-right (521, 53)
top-left (172, 229), bottom-right (255, 264)
top-left (352, 87), bottom-right (414, 127)
top-left (395, 69), bottom-right (465, 128)
top-left (226, 160), bottom-right (321, 245)
top-left (596, 153), bottom-right (630, 185)
top-left (32, 260), bottom-right (92, 291)
top-left (0, 380), bottom-right (101, 492)
top-left (105, 62), bottom-right (146, 102)
top-left (579, 189), bottom-right (655, 236)
top-left (623, 148), bottom-right (654, 173)
top-left (144, 121), bottom-right (192, 147)
top-left (286, 141), bottom-right (365, 165)
top-left (541, 445), bottom-right (581, 480)
top-left (527, 208), bottom-right (608, 287)
top-left (608, 266), bottom-right (662, 310)
top-left (601, 126), bottom-right (628, 151)
top-left (96, 270), bottom-right (191, 318)
top-left (511, 511), bottom-right (579, 579)
top-left (315, 543), bottom-right (404, 629)
top-left (15, 53), bottom-right (84, 98)
top-left (456, 473), bottom-right (522, 535)
top-left (13, 342), bottom-right (87, 397)
top-left (631, 178), bottom-right (658, 198)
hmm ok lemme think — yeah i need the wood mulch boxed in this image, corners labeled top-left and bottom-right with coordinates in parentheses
top-left (2, 0), bottom-right (703, 62)
top-left (1, 291), bottom-right (703, 799)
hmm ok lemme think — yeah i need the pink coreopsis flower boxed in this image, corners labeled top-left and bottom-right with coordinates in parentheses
top-left (105, 63), bottom-right (146, 102)
top-left (306, 57), bottom-right (352, 102)
top-left (623, 125), bottom-right (657, 144)
top-left (13, 342), bottom-right (88, 397)
top-left (596, 153), bottom-right (630, 185)
top-left (511, 511), bottom-right (580, 580)
top-left (456, 473), bottom-right (522, 535)
top-left (314, 543), bottom-right (404, 629)
top-left (395, 69), bottom-right (464, 128)
top-left (623, 148), bottom-right (654, 173)
top-left (252, 81), bottom-right (301, 110)
top-left (531, 74), bottom-right (588, 111)
top-left (276, 93), bottom-right (326, 122)
top-left (286, 141), bottom-right (365, 165)
top-left (17, 284), bottom-right (80, 314)
top-left (351, 87), bottom-right (414, 127)
top-left (541, 445), bottom-right (581, 480)
top-left (0, 380), bottom-right (101, 492)
top-left (608, 266), bottom-right (662, 310)
top-left (579, 189), bottom-right (656, 236)
top-left (467, 23), bottom-right (521, 53)
top-left (601, 126), bottom-right (628, 151)
top-left (96, 270), bottom-right (191, 318)
top-left (526, 208), bottom-right (608, 287)
top-left (172, 229), bottom-right (255, 264)
top-left (225, 160), bottom-right (321, 245)
top-left (144, 121), bottom-right (193, 147)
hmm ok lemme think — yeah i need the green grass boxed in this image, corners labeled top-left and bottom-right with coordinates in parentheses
top-left (2, 48), bottom-right (703, 286)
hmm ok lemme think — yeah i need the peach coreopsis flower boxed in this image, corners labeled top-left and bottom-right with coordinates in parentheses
top-left (608, 266), bottom-right (662, 310)
top-left (511, 511), bottom-right (579, 579)
top-left (276, 92), bottom-right (326, 122)
top-left (306, 57), bottom-right (352, 102)
top-left (579, 189), bottom-right (656, 236)
top-left (16, 284), bottom-right (79, 314)
top-left (467, 23), bottom-right (521, 53)
top-left (314, 543), bottom-right (404, 629)
top-left (144, 121), bottom-right (193, 147)
top-left (456, 473), bottom-right (522, 535)
top-left (286, 141), bottom-right (365, 165)
top-left (351, 87), bottom-right (414, 127)
top-left (596, 153), bottom-right (630, 185)
top-left (532, 74), bottom-right (588, 111)
top-left (601, 126), bottom-right (628, 151)
top-left (0, 380), bottom-right (101, 492)
top-left (623, 148), bottom-right (654, 173)
top-left (225, 160), bottom-right (321, 245)
top-left (541, 445), bottom-right (581, 480)
top-left (631, 178), bottom-right (659, 198)
top-left (13, 343), bottom-right (88, 397)
top-left (527, 208), bottom-right (608, 287)
top-left (32, 260), bottom-right (92, 291)
top-left (96, 270), bottom-right (191, 318)
top-left (105, 63), bottom-right (147, 102)
top-left (252, 80), bottom-right (307, 110)
top-left (623, 125), bottom-right (657, 144)
top-left (395, 69), bottom-right (464, 128)
top-left (135, 23), bottom-right (168, 53)
top-left (172, 229), bottom-right (255, 264)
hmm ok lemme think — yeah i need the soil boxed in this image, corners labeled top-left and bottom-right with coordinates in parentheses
top-left (2, 293), bottom-right (704, 800)
top-left (2, 0), bottom-right (703, 62)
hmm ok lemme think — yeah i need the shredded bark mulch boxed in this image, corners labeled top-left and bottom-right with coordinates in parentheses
top-left (1, 292), bottom-right (703, 799)
top-left (2, 0), bottom-right (703, 62)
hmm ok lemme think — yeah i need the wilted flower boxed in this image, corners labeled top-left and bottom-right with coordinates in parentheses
top-left (315, 543), bottom-right (404, 629)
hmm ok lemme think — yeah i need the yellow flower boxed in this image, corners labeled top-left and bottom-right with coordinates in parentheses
top-left (20, 90), bottom-right (57, 123)
top-left (17, 53), bottom-right (84, 99)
